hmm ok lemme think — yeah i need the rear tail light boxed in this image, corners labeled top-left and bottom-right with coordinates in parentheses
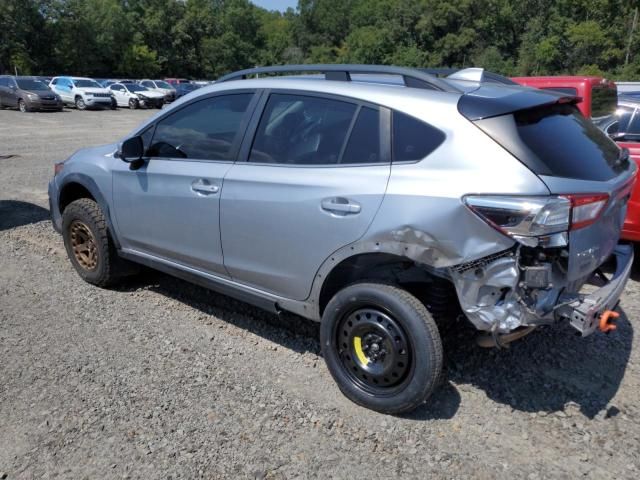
top-left (564, 194), bottom-right (608, 230)
top-left (464, 193), bottom-right (609, 246)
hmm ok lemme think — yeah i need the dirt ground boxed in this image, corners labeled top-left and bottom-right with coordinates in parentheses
top-left (1, 107), bottom-right (639, 479)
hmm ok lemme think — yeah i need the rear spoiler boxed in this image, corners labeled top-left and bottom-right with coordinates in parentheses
top-left (458, 84), bottom-right (581, 121)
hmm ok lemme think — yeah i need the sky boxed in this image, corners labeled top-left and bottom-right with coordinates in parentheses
top-left (251, 0), bottom-right (297, 12)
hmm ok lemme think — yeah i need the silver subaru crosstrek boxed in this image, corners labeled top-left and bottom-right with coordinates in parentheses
top-left (48, 65), bottom-right (635, 414)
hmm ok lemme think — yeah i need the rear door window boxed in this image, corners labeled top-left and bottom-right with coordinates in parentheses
top-left (249, 94), bottom-right (357, 165)
top-left (392, 111), bottom-right (445, 162)
top-left (341, 107), bottom-right (384, 164)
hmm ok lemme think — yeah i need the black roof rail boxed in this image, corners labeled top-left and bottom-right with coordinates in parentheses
top-left (216, 64), bottom-right (462, 93)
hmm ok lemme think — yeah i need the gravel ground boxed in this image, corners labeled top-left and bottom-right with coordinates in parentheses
top-left (1, 107), bottom-right (640, 479)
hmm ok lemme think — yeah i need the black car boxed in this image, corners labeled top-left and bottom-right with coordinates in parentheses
top-left (175, 82), bottom-right (200, 99)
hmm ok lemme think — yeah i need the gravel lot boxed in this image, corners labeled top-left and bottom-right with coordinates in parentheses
top-left (1, 107), bottom-right (640, 479)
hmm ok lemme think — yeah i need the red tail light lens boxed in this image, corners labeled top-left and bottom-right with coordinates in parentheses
top-left (562, 194), bottom-right (609, 230)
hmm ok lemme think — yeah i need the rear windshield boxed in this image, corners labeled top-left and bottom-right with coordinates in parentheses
top-left (476, 104), bottom-right (627, 181)
top-left (591, 86), bottom-right (618, 118)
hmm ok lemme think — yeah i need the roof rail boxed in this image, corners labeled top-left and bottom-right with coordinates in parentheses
top-left (216, 64), bottom-right (462, 93)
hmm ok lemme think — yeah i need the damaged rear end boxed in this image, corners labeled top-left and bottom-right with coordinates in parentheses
top-left (451, 85), bottom-right (636, 343)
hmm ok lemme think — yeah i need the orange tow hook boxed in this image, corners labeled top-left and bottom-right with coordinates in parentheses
top-left (598, 310), bottom-right (619, 333)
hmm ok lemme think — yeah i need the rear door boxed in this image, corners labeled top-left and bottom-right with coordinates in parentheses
top-left (112, 91), bottom-right (258, 275)
top-left (220, 91), bottom-right (391, 300)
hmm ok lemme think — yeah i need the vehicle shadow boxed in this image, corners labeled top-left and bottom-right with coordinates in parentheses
top-left (440, 310), bottom-right (633, 419)
top-left (0, 200), bottom-right (50, 231)
top-left (116, 269), bottom-right (321, 356)
top-left (115, 270), bottom-right (631, 420)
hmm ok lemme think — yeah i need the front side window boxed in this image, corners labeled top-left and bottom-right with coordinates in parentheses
top-left (148, 93), bottom-right (253, 161)
top-left (0, 78), bottom-right (8, 87)
top-left (249, 94), bottom-right (358, 165)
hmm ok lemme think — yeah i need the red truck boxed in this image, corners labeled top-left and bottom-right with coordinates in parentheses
top-left (512, 75), bottom-right (640, 241)
top-left (511, 76), bottom-right (618, 118)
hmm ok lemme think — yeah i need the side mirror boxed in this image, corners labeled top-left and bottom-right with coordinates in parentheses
top-left (120, 136), bottom-right (144, 163)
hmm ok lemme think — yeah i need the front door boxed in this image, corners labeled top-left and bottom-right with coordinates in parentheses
top-left (221, 92), bottom-right (391, 300)
top-left (112, 91), bottom-right (257, 275)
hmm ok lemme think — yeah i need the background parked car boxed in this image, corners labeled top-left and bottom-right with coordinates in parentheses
top-left (595, 96), bottom-right (640, 241)
top-left (49, 76), bottom-right (113, 110)
top-left (0, 75), bottom-right (63, 112)
top-left (174, 82), bottom-right (200, 99)
top-left (108, 82), bottom-right (164, 109)
top-left (511, 75), bottom-right (618, 120)
top-left (165, 78), bottom-right (191, 86)
top-left (139, 79), bottom-right (176, 102)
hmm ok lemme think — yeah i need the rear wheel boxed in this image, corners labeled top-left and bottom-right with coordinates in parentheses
top-left (321, 282), bottom-right (443, 414)
top-left (75, 96), bottom-right (86, 110)
top-left (62, 198), bottom-right (136, 287)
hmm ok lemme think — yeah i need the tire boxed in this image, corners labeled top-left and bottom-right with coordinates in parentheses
top-left (110, 98), bottom-right (117, 110)
top-left (61, 198), bottom-right (134, 287)
top-left (18, 99), bottom-right (28, 113)
top-left (75, 96), bottom-right (86, 110)
top-left (321, 282), bottom-right (443, 414)
top-left (128, 98), bottom-right (138, 110)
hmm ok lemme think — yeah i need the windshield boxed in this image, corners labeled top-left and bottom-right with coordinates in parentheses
top-left (126, 84), bottom-right (148, 92)
top-left (74, 79), bottom-right (101, 88)
top-left (16, 79), bottom-right (49, 90)
top-left (156, 81), bottom-right (172, 89)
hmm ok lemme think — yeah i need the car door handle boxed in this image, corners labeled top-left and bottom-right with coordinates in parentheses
top-left (191, 180), bottom-right (219, 195)
top-left (321, 197), bottom-right (361, 214)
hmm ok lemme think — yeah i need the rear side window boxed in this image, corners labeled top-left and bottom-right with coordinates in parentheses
top-left (392, 111), bottom-right (445, 162)
top-left (0, 78), bottom-right (7, 87)
top-left (249, 94), bottom-right (357, 165)
top-left (148, 93), bottom-right (253, 161)
top-left (476, 104), bottom-right (626, 181)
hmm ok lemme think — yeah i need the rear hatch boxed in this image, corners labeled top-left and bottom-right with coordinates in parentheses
top-left (458, 85), bottom-right (635, 281)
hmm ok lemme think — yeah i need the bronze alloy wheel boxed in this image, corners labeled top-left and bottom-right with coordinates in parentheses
top-left (69, 220), bottom-right (99, 271)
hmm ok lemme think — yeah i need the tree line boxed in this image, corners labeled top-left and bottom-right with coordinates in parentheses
top-left (2, 0), bottom-right (640, 80)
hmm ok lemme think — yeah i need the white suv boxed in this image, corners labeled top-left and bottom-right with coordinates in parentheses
top-left (139, 79), bottom-right (177, 102)
top-left (49, 77), bottom-right (113, 110)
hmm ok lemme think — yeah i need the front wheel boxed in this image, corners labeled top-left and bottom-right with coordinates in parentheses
top-left (75, 96), bottom-right (86, 110)
top-left (62, 198), bottom-right (137, 287)
top-left (128, 98), bottom-right (138, 110)
top-left (18, 99), bottom-right (28, 112)
top-left (321, 283), bottom-right (443, 414)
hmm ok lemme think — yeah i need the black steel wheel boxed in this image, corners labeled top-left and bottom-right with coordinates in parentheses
top-left (337, 308), bottom-right (412, 394)
top-left (321, 282), bottom-right (443, 414)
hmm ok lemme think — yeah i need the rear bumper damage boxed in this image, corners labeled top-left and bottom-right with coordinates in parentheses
top-left (449, 243), bottom-right (633, 336)
top-left (555, 244), bottom-right (633, 336)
